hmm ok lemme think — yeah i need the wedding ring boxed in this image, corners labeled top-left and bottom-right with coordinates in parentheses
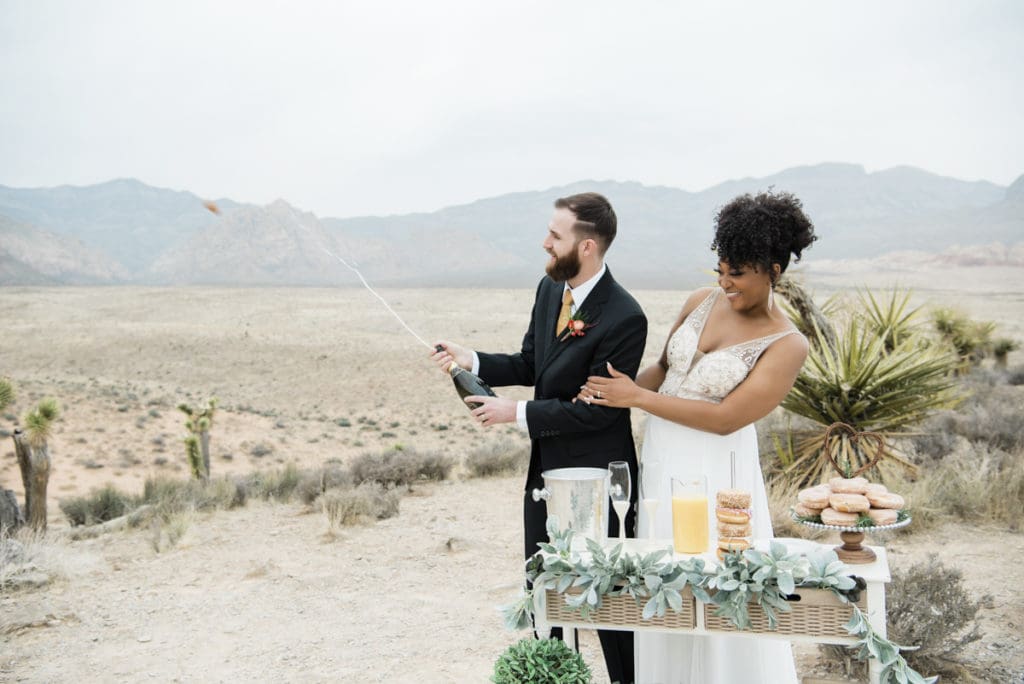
top-left (596, 391), bottom-right (602, 399)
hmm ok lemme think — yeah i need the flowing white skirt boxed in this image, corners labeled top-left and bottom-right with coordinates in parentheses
top-left (634, 415), bottom-right (798, 684)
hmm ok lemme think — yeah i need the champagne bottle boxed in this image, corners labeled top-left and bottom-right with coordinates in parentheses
top-left (435, 345), bottom-right (496, 410)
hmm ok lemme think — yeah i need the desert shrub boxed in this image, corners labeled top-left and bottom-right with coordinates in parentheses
top-left (141, 475), bottom-right (246, 516)
top-left (242, 463), bottom-right (302, 501)
top-left (906, 372), bottom-right (1024, 458)
top-left (824, 556), bottom-right (985, 680)
top-left (900, 443), bottom-right (1024, 531)
top-left (465, 437), bottom-right (530, 478)
top-left (59, 484), bottom-right (138, 527)
top-left (296, 463), bottom-right (352, 505)
top-left (491, 637), bottom-right (591, 684)
top-left (320, 483), bottom-right (401, 528)
top-left (350, 447), bottom-right (454, 488)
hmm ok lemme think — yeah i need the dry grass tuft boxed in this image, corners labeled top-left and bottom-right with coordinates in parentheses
top-left (1, 529), bottom-right (101, 592)
top-left (59, 484), bottom-right (137, 527)
top-left (241, 463), bottom-right (302, 501)
top-left (320, 483), bottom-right (401, 529)
top-left (149, 511), bottom-right (193, 554)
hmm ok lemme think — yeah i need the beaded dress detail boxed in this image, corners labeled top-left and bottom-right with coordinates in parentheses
top-left (658, 288), bottom-right (798, 403)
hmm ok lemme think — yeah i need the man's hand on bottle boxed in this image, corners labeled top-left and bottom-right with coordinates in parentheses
top-left (467, 396), bottom-right (516, 427)
top-left (431, 340), bottom-right (472, 373)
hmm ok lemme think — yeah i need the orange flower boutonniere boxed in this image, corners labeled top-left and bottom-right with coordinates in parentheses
top-left (559, 311), bottom-right (597, 342)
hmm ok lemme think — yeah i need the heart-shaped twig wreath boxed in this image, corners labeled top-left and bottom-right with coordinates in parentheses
top-left (821, 422), bottom-right (886, 478)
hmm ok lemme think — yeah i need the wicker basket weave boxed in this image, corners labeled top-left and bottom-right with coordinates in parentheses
top-left (703, 588), bottom-right (866, 638)
top-left (545, 587), bottom-right (697, 630)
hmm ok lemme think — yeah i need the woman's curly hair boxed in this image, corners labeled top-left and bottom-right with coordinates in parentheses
top-left (710, 190), bottom-right (817, 280)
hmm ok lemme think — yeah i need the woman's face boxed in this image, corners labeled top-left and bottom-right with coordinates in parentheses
top-left (715, 261), bottom-right (774, 312)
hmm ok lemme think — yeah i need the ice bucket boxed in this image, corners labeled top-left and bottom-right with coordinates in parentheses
top-left (531, 467), bottom-right (608, 548)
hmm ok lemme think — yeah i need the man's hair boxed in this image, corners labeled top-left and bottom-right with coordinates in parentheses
top-left (554, 192), bottom-right (616, 253)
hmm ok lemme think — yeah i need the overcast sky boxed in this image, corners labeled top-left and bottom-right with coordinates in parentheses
top-left (1, 1), bottom-right (1022, 217)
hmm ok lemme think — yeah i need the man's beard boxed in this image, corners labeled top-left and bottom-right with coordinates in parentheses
top-left (545, 245), bottom-right (582, 282)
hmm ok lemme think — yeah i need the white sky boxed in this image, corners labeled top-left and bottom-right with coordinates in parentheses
top-left (1, 1), bottom-right (1022, 217)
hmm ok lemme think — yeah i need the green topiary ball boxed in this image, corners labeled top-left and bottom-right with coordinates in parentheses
top-left (492, 637), bottom-right (592, 684)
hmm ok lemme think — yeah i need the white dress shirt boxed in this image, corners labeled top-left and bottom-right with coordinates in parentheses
top-left (472, 263), bottom-right (607, 431)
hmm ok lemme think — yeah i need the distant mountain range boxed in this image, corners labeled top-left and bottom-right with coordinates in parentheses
top-left (1, 163), bottom-right (1021, 288)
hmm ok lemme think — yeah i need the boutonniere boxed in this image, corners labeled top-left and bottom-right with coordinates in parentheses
top-left (558, 311), bottom-right (598, 342)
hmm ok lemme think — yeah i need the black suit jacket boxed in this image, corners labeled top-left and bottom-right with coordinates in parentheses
top-left (477, 268), bottom-right (648, 491)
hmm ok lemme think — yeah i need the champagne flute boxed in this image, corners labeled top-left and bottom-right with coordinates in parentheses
top-left (639, 461), bottom-right (659, 540)
top-left (607, 461), bottom-right (632, 541)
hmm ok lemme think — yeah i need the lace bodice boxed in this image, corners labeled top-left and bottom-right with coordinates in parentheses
top-left (658, 289), bottom-right (799, 403)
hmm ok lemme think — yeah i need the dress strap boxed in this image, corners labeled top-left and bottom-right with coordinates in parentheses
top-left (732, 329), bottom-right (801, 369)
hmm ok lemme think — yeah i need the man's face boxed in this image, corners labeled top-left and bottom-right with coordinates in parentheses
top-left (543, 207), bottom-right (582, 282)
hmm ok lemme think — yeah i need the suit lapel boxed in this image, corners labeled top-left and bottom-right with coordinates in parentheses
top-left (537, 269), bottom-right (614, 378)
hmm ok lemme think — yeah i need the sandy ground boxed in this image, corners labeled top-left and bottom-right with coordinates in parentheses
top-left (1, 276), bottom-right (1023, 682)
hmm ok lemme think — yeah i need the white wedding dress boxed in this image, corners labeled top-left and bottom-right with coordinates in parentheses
top-left (635, 288), bottom-right (800, 684)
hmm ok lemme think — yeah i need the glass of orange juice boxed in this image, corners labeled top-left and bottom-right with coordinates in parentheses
top-left (671, 476), bottom-right (708, 554)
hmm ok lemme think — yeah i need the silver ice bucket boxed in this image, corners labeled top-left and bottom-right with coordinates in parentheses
top-left (531, 467), bottom-right (608, 548)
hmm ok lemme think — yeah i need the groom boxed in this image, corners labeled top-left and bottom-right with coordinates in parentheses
top-left (433, 192), bottom-right (647, 684)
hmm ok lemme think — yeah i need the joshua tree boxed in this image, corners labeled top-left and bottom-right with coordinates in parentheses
top-left (0, 378), bottom-right (24, 533)
top-left (931, 307), bottom-right (996, 372)
top-left (178, 398), bottom-right (218, 481)
top-left (993, 337), bottom-right (1020, 369)
top-left (13, 398), bottom-right (60, 531)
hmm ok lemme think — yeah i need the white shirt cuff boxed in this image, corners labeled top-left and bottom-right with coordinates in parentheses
top-left (516, 401), bottom-right (529, 431)
top-left (471, 351), bottom-right (480, 376)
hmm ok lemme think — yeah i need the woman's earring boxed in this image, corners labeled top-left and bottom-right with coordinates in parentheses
top-left (767, 283), bottom-right (774, 312)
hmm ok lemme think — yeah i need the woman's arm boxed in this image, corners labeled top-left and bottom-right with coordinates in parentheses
top-left (586, 333), bottom-right (809, 435)
top-left (605, 287), bottom-right (712, 394)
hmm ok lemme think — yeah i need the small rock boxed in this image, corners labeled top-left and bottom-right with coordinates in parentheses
top-left (137, 635), bottom-right (152, 643)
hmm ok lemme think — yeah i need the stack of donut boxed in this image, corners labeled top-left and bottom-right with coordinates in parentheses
top-left (716, 489), bottom-right (752, 560)
top-left (795, 476), bottom-right (905, 527)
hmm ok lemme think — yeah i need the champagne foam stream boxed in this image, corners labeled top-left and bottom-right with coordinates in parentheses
top-left (317, 245), bottom-right (434, 350)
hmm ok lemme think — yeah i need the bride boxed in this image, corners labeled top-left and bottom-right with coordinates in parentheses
top-left (580, 190), bottom-right (817, 684)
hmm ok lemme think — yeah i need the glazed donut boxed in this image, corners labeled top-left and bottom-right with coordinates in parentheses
top-left (793, 502), bottom-right (821, 518)
top-left (829, 493), bottom-right (871, 513)
top-left (716, 489), bottom-right (752, 510)
top-left (864, 483), bottom-right (888, 498)
top-left (866, 508), bottom-right (898, 525)
top-left (829, 476), bottom-right (869, 494)
top-left (715, 507), bottom-right (751, 524)
top-left (867, 492), bottom-right (905, 509)
top-left (797, 486), bottom-right (831, 509)
top-left (717, 537), bottom-right (751, 552)
top-left (717, 521), bottom-right (752, 538)
top-left (820, 507), bottom-right (859, 526)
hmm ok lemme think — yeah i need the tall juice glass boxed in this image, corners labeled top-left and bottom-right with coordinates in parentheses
top-left (672, 476), bottom-right (708, 554)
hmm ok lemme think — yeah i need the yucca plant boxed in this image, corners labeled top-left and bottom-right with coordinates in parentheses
top-left (858, 288), bottom-right (924, 353)
top-left (781, 317), bottom-right (961, 487)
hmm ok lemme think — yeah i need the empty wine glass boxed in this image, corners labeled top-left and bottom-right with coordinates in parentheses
top-left (639, 461), bottom-right (659, 539)
top-left (607, 461), bottom-right (632, 540)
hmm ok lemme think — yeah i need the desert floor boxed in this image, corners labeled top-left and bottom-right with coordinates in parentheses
top-left (1, 271), bottom-right (1023, 682)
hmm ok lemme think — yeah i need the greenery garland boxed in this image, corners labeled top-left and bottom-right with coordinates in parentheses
top-left (502, 519), bottom-right (936, 684)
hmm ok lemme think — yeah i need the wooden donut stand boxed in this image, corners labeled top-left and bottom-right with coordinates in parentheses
top-left (836, 530), bottom-right (876, 564)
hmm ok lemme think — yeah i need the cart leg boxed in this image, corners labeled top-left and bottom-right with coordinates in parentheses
top-left (866, 581), bottom-right (887, 684)
top-left (533, 589), bottom-right (552, 640)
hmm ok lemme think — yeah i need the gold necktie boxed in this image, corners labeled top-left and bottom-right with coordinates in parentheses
top-left (556, 289), bottom-right (574, 337)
